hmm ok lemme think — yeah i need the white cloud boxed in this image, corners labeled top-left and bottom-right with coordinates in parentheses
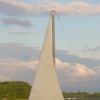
top-left (75, 63), bottom-right (96, 76)
top-left (55, 58), bottom-right (70, 68)
top-left (0, 59), bottom-right (38, 70)
top-left (0, 59), bottom-right (38, 81)
top-left (55, 59), bottom-right (100, 92)
top-left (0, 58), bottom-right (99, 81)
top-left (0, 58), bottom-right (100, 92)
top-left (55, 59), bottom-right (97, 76)
top-left (0, 0), bottom-right (100, 16)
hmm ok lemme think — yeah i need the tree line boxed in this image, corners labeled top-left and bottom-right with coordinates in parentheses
top-left (0, 81), bottom-right (100, 100)
top-left (0, 81), bottom-right (31, 100)
top-left (63, 92), bottom-right (100, 98)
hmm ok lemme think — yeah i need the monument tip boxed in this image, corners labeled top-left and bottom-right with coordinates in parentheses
top-left (51, 10), bottom-right (56, 15)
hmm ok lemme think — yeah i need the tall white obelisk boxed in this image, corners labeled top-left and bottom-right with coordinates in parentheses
top-left (29, 10), bottom-right (64, 100)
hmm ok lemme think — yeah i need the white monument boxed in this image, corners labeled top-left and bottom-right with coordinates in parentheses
top-left (29, 10), bottom-right (64, 100)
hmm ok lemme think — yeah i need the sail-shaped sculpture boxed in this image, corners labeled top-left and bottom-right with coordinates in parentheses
top-left (29, 11), bottom-right (64, 100)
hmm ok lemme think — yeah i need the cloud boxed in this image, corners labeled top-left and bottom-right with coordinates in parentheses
top-left (0, 58), bottom-right (100, 92)
top-left (56, 58), bottom-right (70, 68)
top-left (0, 58), bottom-right (97, 81)
top-left (0, 0), bottom-right (100, 16)
top-left (0, 43), bottom-right (100, 67)
top-left (0, 58), bottom-right (95, 73)
top-left (0, 43), bottom-right (40, 60)
top-left (0, 59), bottom-right (38, 82)
top-left (0, 0), bottom-right (30, 16)
top-left (1, 17), bottom-right (33, 28)
top-left (56, 59), bottom-right (97, 76)
top-left (75, 63), bottom-right (96, 75)
top-left (7, 30), bottom-right (38, 34)
top-left (55, 59), bottom-right (100, 92)
top-left (0, 42), bottom-right (100, 91)
top-left (83, 45), bottom-right (100, 52)
top-left (56, 50), bottom-right (100, 67)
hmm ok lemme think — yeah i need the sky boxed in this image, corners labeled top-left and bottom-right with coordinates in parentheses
top-left (0, 0), bottom-right (100, 93)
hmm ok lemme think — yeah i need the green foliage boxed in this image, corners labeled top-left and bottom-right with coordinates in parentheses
top-left (0, 81), bottom-right (100, 99)
top-left (63, 92), bottom-right (100, 98)
top-left (0, 81), bottom-right (31, 99)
